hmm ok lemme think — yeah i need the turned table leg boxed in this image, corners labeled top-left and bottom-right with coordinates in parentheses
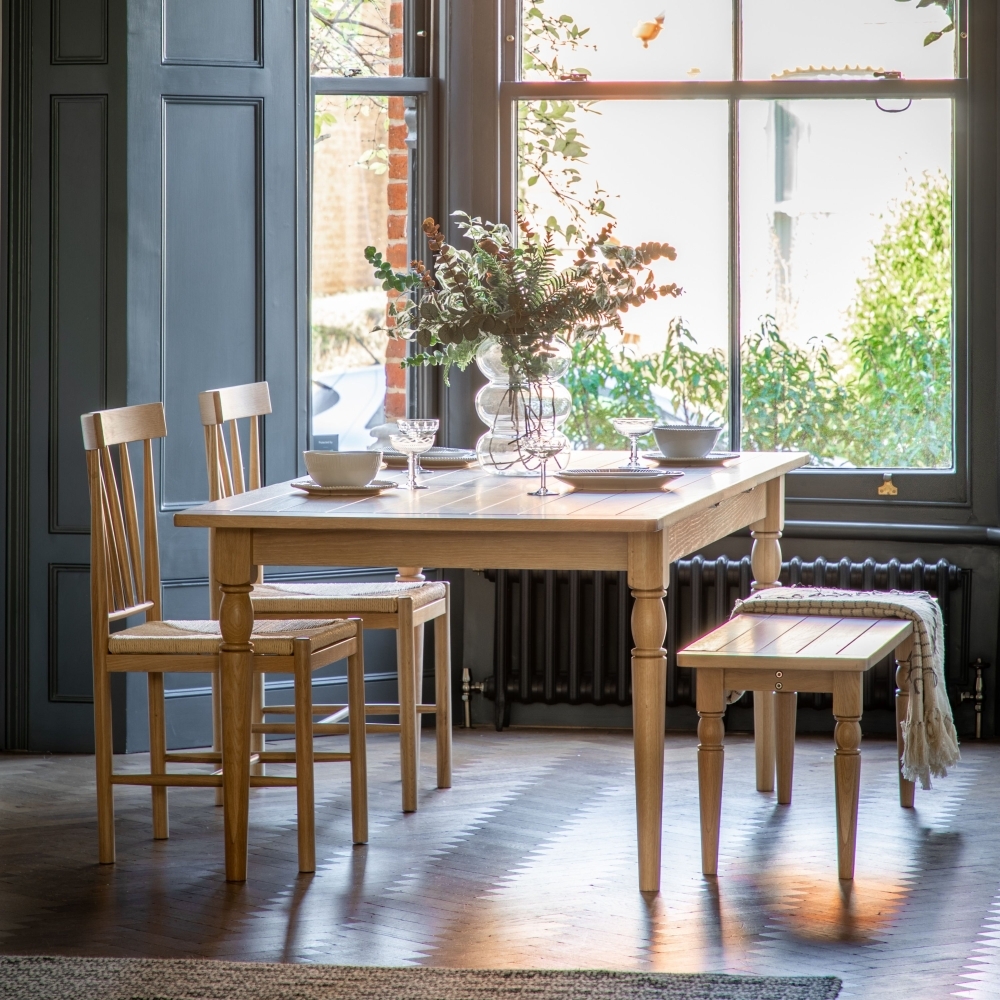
top-left (214, 528), bottom-right (255, 882)
top-left (895, 635), bottom-right (915, 809)
top-left (697, 669), bottom-right (726, 876)
top-left (629, 534), bottom-right (667, 893)
top-left (750, 476), bottom-right (785, 792)
top-left (833, 672), bottom-right (863, 880)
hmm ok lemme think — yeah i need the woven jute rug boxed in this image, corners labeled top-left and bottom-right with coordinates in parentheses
top-left (0, 956), bottom-right (840, 1000)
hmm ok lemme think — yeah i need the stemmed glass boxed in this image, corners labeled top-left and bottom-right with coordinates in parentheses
top-left (524, 429), bottom-right (568, 497)
top-left (611, 417), bottom-right (656, 469)
top-left (391, 418), bottom-right (440, 491)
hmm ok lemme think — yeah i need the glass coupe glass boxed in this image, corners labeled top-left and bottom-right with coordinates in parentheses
top-left (611, 417), bottom-right (656, 469)
top-left (390, 430), bottom-right (436, 491)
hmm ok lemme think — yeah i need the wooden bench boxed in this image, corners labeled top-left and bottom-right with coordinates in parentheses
top-left (677, 613), bottom-right (915, 880)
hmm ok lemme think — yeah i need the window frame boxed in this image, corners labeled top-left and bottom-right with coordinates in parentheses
top-left (305, 0), bottom-right (436, 438)
top-left (497, 0), bottom-right (970, 509)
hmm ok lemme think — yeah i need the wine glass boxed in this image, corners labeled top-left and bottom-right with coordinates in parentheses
top-left (524, 430), bottom-right (568, 497)
top-left (611, 417), bottom-right (656, 469)
top-left (390, 431), bottom-right (436, 490)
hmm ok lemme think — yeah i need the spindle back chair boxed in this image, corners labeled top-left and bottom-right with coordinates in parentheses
top-left (82, 402), bottom-right (368, 872)
top-left (198, 382), bottom-right (453, 814)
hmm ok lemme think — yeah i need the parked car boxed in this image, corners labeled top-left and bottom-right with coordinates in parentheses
top-left (311, 365), bottom-right (386, 451)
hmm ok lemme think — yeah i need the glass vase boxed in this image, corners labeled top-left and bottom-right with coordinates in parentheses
top-left (474, 337), bottom-right (573, 477)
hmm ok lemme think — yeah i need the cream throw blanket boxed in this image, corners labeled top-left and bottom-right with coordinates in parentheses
top-left (732, 587), bottom-right (961, 789)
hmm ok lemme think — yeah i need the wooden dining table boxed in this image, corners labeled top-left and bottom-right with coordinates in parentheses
top-left (175, 449), bottom-right (809, 888)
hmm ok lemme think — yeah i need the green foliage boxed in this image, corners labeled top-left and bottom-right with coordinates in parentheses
top-left (895, 0), bottom-right (955, 46)
top-left (740, 318), bottom-right (850, 457)
top-left (310, 0), bottom-right (390, 77)
top-left (364, 215), bottom-right (680, 384)
top-left (519, 2), bottom-right (611, 242)
top-left (840, 173), bottom-right (952, 467)
top-left (563, 176), bottom-right (952, 470)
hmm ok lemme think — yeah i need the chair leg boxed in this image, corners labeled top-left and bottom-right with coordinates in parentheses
top-left (397, 598), bottom-right (418, 812)
top-left (293, 641), bottom-right (316, 873)
top-left (250, 671), bottom-right (266, 778)
top-left (696, 669), bottom-right (726, 877)
top-left (895, 636), bottom-right (915, 808)
top-left (147, 671), bottom-right (169, 839)
top-left (347, 623), bottom-right (369, 844)
top-left (775, 691), bottom-right (797, 805)
top-left (435, 586), bottom-right (452, 790)
top-left (413, 622), bottom-right (425, 782)
top-left (93, 657), bottom-right (116, 864)
top-left (833, 673), bottom-right (863, 880)
top-left (211, 669), bottom-right (224, 806)
top-left (753, 691), bottom-right (775, 792)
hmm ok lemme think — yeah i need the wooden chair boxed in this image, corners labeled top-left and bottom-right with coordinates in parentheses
top-left (82, 402), bottom-right (368, 873)
top-left (199, 382), bottom-right (451, 813)
top-left (677, 613), bottom-right (914, 880)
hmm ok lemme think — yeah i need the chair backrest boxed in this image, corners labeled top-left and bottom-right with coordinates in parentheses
top-left (80, 402), bottom-right (167, 631)
top-left (199, 381), bottom-right (271, 502)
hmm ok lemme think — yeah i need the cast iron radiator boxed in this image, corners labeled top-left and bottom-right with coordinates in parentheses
top-left (484, 557), bottom-right (970, 731)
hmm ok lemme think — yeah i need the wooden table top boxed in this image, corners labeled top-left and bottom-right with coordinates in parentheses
top-left (174, 451), bottom-right (809, 535)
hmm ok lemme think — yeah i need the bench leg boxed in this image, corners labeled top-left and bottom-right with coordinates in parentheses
top-left (775, 691), bottom-right (797, 805)
top-left (753, 692), bottom-right (775, 792)
top-left (833, 673), bottom-right (863, 880)
top-left (895, 636), bottom-right (915, 809)
top-left (697, 669), bottom-right (726, 877)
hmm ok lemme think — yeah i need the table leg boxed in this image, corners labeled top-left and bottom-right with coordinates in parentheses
top-left (775, 690), bottom-right (797, 804)
top-left (213, 528), bottom-right (255, 882)
top-left (750, 476), bottom-right (785, 792)
top-left (833, 672), bottom-right (863, 880)
top-left (696, 669), bottom-right (726, 876)
top-left (629, 534), bottom-right (667, 893)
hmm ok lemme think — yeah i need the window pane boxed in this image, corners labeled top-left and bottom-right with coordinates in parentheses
top-left (518, 100), bottom-right (730, 449)
top-left (521, 0), bottom-right (732, 82)
top-left (742, 0), bottom-right (957, 81)
top-left (312, 94), bottom-right (409, 448)
top-left (310, 0), bottom-right (398, 77)
top-left (739, 99), bottom-right (953, 468)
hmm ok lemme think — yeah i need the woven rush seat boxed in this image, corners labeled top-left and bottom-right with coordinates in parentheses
top-left (109, 618), bottom-right (356, 655)
top-left (251, 581), bottom-right (446, 614)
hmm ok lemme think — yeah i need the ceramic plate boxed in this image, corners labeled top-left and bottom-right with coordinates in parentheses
top-left (642, 451), bottom-right (740, 468)
top-left (382, 448), bottom-right (478, 469)
top-left (552, 469), bottom-right (684, 492)
top-left (290, 478), bottom-right (398, 497)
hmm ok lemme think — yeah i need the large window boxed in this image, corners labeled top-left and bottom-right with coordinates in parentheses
top-left (502, 0), bottom-right (965, 501)
top-left (308, 1), bottom-right (430, 448)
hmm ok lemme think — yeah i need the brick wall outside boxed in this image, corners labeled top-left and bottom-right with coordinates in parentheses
top-left (384, 0), bottom-right (408, 420)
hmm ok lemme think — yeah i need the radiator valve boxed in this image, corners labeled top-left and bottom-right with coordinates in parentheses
top-left (461, 667), bottom-right (486, 729)
top-left (960, 659), bottom-right (989, 739)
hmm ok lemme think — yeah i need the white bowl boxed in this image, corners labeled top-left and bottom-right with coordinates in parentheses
top-left (303, 451), bottom-right (383, 488)
top-left (652, 425), bottom-right (722, 460)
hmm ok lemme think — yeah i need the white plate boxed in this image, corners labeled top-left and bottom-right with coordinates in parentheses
top-left (290, 478), bottom-right (398, 497)
top-left (552, 469), bottom-right (684, 492)
top-left (642, 451), bottom-right (740, 467)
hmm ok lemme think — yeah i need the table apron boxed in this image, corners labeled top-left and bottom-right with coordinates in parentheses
top-left (251, 529), bottom-right (631, 572)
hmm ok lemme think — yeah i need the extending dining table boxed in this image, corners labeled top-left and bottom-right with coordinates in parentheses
top-left (175, 449), bottom-right (809, 888)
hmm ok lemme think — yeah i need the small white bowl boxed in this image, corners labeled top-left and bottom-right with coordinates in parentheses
top-left (652, 425), bottom-right (722, 460)
top-left (303, 451), bottom-right (383, 488)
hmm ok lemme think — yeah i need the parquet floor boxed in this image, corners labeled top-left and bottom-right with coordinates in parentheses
top-left (1, 729), bottom-right (998, 999)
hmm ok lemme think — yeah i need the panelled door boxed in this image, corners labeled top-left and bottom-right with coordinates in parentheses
top-left (16, 0), bottom-right (305, 751)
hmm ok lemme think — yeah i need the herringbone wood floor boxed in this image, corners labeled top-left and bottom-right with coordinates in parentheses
top-left (1, 729), bottom-right (998, 999)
